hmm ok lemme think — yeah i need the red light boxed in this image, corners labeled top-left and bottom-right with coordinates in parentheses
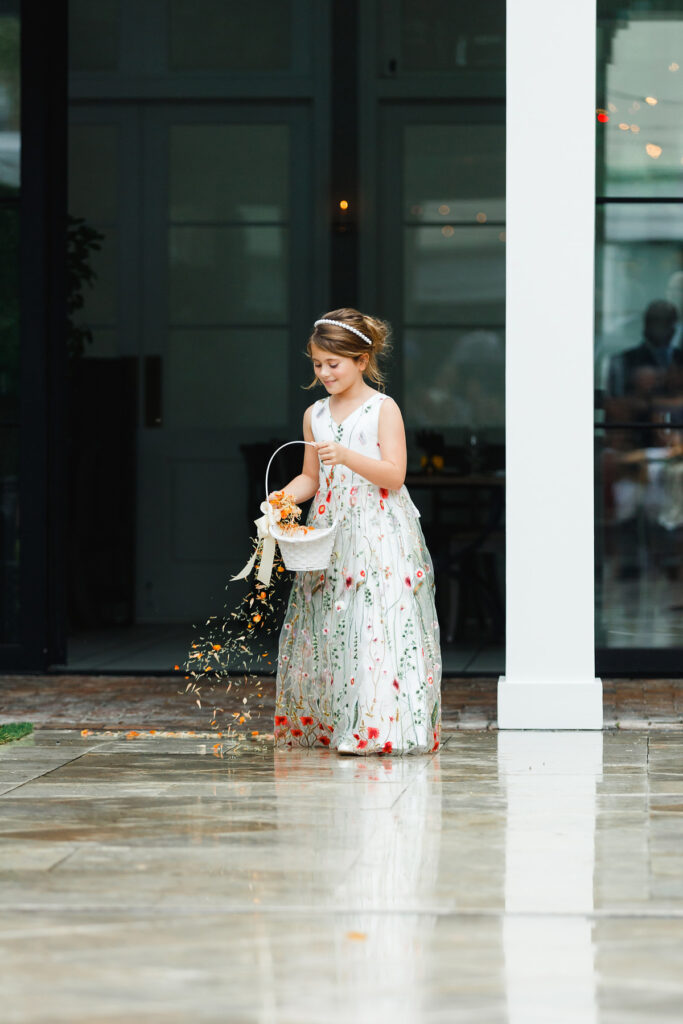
top-left (597, 112), bottom-right (609, 123)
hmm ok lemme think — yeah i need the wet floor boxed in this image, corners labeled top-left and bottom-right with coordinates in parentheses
top-left (1, 728), bottom-right (682, 1022)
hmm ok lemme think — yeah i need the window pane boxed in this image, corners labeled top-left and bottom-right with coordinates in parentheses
top-left (598, 6), bottom-right (683, 198)
top-left (0, 5), bottom-right (18, 643)
top-left (404, 327), bottom-right (504, 429)
top-left (0, 3), bottom-right (20, 193)
top-left (169, 0), bottom-right (293, 72)
top-left (77, 227), bottom-right (117, 327)
top-left (166, 328), bottom-right (288, 429)
top-left (0, 204), bottom-right (19, 641)
top-left (403, 225), bottom-right (505, 325)
top-left (68, 125), bottom-right (119, 224)
top-left (395, 0), bottom-right (505, 72)
top-left (403, 123), bottom-right (505, 222)
top-left (595, 204), bottom-right (683, 388)
top-left (595, 203), bottom-right (683, 648)
top-left (170, 125), bottom-right (289, 223)
top-left (168, 226), bottom-right (288, 324)
top-left (68, 0), bottom-right (121, 72)
top-left (404, 124), bottom-right (505, 223)
top-left (0, 205), bottom-right (18, 408)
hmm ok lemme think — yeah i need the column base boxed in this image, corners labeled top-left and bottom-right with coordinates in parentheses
top-left (497, 677), bottom-right (603, 730)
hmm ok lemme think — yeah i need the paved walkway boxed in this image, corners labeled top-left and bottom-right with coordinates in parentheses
top-left (1, 727), bottom-right (682, 1022)
top-left (1, 675), bottom-right (682, 732)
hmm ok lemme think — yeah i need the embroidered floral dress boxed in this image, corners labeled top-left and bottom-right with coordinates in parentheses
top-left (274, 391), bottom-right (442, 755)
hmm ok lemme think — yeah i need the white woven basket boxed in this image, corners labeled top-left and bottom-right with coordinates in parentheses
top-left (265, 441), bottom-right (338, 572)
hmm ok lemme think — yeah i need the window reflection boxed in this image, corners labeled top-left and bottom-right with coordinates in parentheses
top-left (386, 0), bottom-right (505, 73)
top-left (0, 3), bottom-right (18, 643)
top-left (169, 0), bottom-right (294, 72)
top-left (597, 2), bottom-right (683, 654)
top-left (0, 2), bottom-right (19, 193)
top-left (596, 206), bottom-right (683, 647)
top-left (598, 8), bottom-right (683, 198)
top-left (405, 327), bottom-right (504, 429)
top-left (401, 122), bottom-right (505, 432)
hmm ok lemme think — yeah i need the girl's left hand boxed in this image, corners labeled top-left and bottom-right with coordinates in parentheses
top-left (316, 441), bottom-right (347, 467)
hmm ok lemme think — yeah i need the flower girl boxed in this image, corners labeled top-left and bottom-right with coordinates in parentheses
top-left (273, 308), bottom-right (442, 755)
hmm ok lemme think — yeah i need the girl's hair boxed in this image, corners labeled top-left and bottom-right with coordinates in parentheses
top-left (304, 307), bottom-right (392, 390)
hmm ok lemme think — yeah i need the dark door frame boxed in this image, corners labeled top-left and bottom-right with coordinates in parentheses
top-left (1, 0), bottom-right (68, 670)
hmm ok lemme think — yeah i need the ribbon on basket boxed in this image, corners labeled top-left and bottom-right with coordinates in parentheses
top-left (230, 440), bottom-right (321, 588)
top-left (230, 502), bottom-right (279, 588)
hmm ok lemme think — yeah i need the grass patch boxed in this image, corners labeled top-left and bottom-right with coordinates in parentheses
top-left (0, 722), bottom-right (33, 744)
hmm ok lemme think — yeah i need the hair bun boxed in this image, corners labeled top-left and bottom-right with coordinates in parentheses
top-left (360, 314), bottom-right (392, 356)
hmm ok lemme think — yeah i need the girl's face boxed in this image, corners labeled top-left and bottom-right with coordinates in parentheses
top-left (310, 343), bottom-right (367, 394)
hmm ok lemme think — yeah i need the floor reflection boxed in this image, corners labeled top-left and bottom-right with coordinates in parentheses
top-left (499, 732), bottom-right (602, 1024)
top-left (273, 749), bottom-right (443, 1020)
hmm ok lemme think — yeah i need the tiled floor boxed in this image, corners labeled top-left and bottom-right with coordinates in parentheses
top-left (1, 674), bottom-right (682, 733)
top-left (1, 728), bottom-right (682, 1022)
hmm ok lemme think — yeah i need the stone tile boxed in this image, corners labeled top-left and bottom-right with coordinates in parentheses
top-left (1, 729), bottom-right (683, 1021)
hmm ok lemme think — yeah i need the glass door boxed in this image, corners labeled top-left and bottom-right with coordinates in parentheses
top-left (376, 103), bottom-right (506, 672)
top-left (595, 2), bottom-right (683, 672)
top-left (138, 104), bottom-right (313, 622)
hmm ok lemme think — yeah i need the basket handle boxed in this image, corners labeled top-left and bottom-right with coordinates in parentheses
top-left (264, 440), bottom-right (319, 507)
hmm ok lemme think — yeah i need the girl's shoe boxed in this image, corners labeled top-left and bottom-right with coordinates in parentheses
top-left (336, 738), bottom-right (363, 756)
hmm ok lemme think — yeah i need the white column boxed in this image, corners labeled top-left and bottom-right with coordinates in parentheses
top-left (498, 0), bottom-right (603, 728)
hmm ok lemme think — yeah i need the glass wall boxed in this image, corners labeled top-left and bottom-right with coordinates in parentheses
top-left (0, 0), bottom-right (20, 642)
top-left (62, 0), bottom-right (507, 670)
top-left (65, 0), bottom-right (318, 664)
top-left (595, 2), bottom-right (683, 659)
top-left (401, 120), bottom-right (505, 431)
top-left (371, 2), bottom-right (506, 669)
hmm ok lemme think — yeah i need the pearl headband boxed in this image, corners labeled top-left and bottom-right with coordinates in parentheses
top-left (313, 318), bottom-right (372, 346)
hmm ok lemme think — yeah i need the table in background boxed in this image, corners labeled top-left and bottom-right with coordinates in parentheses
top-left (405, 471), bottom-right (506, 644)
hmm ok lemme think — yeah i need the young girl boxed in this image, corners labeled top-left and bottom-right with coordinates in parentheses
top-left (272, 308), bottom-right (442, 755)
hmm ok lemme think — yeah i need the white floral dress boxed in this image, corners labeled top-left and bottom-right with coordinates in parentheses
top-left (274, 391), bottom-right (442, 755)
